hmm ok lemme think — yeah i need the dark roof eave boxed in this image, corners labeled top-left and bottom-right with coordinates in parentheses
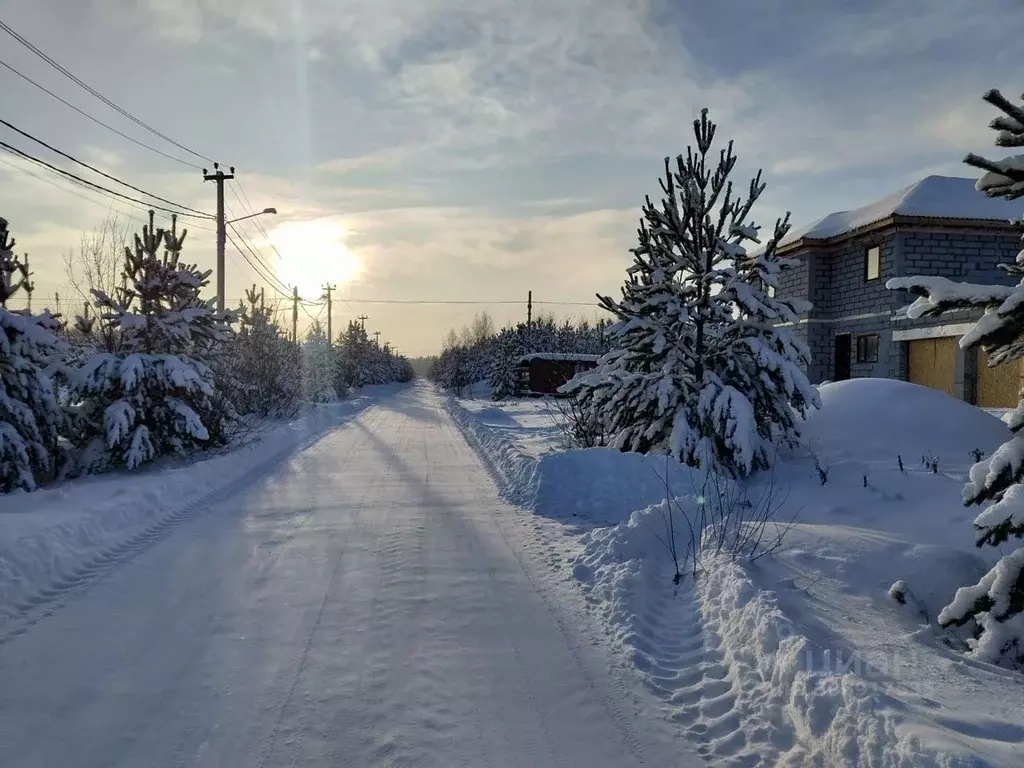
top-left (777, 214), bottom-right (1022, 257)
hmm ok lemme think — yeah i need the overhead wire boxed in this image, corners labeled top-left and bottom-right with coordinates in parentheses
top-left (226, 231), bottom-right (293, 299)
top-left (227, 223), bottom-right (292, 296)
top-left (0, 117), bottom-right (212, 216)
top-left (0, 57), bottom-right (202, 170)
top-left (0, 19), bottom-right (215, 165)
top-left (0, 147), bottom-right (150, 228)
top-left (0, 140), bottom-right (213, 220)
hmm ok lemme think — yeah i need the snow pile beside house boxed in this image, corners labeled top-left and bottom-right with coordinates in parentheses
top-left (0, 397), bottom-right (373, 623)
top-left (799, 378), bottom-right (1010, 470)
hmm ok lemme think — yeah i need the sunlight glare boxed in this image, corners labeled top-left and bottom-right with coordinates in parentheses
top-left (269, 219), bottom-right (360, 297)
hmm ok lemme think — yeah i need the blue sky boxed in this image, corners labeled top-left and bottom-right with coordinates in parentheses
top-left (1, 0), bottom-right (1022, 355)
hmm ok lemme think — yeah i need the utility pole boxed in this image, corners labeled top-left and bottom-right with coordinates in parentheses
top-left (357, 314), bottom-right (368, 332)
top-left (259, 287), bottom-right (265, 313)
top-left (291, 286), bottom-right (299, 344)
top-left (22, 252), bottom-right (33, 312)
top-left (373, 330), bottom-right (381, 347)
top-left (322, 283), bottom-right (336, 345)
top-left (203, 162), bottom-right (235, 312)
top-left (526, 289), bottom-right (533, 327)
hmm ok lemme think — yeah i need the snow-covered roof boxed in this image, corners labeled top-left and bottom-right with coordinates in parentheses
top-left (779, 175), bottom-right (1023, 249)
top-left (519, 352), bottom-right (602, 363)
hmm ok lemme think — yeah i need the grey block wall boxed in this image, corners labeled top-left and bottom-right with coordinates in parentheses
top-left (775, 223), bottom-right (1021, 388)
top-left (900, 230), bottom-right (1020, 285)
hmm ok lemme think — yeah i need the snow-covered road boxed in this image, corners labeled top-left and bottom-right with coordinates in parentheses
top-left (0, 383), bottom-right (685, 768)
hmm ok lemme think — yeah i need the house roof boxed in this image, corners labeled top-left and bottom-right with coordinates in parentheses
top-left (519, 352), bottom-right (602, 363)
top-left (778, 175), bottom-right (1022, 249)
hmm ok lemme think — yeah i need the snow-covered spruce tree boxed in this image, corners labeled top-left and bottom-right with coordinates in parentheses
top-left (0, 217), bottom-right (66, 491)
top-left (226, 285), bottom-right (299, 417)
top-left (70, 211), bottom-right (232, 472)
top-left (888, 88), bottom-right (1024, 668)
top-left (489, 327), bottom-right (525, 400)
top-left (562, 109), bottom-right (819, 477)
top-left (302, 320), bottom-right (340, 403)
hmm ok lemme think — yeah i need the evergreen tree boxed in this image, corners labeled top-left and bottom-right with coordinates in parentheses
top-left (889, 89), bottom-right (1024, 668)
top-left (302, 321), bottom-right (339, 403)
top-left (489, 326), bottom-right (525, 400)
top-left (562, 109), bottom-right (819, 477)
top-left (70, 211), bottom-right (232, 471)
top-left (224, 286), bottom-right (300, 417)
top-left (0, 217), bottom-right (65, 491)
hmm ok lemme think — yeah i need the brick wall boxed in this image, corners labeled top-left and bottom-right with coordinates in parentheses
top-left (900, 229), bottom-right (1020, 285)
top-left (775, 223), bottom-right (1021, 386)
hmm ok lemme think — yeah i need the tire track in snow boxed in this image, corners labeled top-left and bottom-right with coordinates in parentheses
top-left (0, 408), bottom-right (373, 648)
top-left (439, 395), bottom-right (659, 768)
top-left (624, 580), bottom-right (754, 765)
top-left (252, 407), bottom-right (392, 767)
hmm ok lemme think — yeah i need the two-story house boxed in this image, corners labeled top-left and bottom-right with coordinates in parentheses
top-left (773, 175), bottom-right (1023, 407)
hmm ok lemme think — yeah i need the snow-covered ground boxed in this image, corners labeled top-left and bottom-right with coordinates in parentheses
top-left (448, 382), bottom-right (1024, 767)
top-left (0, 383), bottom-right (694, 767)
top-left (0, 390), bottom-right (390, 624)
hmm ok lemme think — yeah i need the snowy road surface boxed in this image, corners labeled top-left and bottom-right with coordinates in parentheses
top-left (0, 384), bottom-right (685, 767)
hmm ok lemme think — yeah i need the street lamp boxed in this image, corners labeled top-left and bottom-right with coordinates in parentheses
top-left (227, 207), bottom-right (278, 225)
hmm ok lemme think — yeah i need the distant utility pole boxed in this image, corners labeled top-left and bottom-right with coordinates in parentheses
top-left (291, 286), bottom-right (299, 343)
top-left (203, 162), bottom-right (235, 312)
top-left (527, 289), bottom-right (532, 327)
top-left (322, 283), bottom-right (336, 345)
top-left (357, 314), bottom-right (368, 332)
top-left (22, 252), bottom-right (33, 312)
top-left (373, 330), bottom-right (381, 347)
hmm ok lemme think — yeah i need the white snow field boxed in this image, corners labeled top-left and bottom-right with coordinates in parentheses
top-left (448, 380), bottom-right (1024, 767)
top-left (0, 383), bottom-right (693, 768)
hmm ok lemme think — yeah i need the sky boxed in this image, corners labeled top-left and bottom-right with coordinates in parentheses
top-left (1, 0), bottom-right (1023, 356)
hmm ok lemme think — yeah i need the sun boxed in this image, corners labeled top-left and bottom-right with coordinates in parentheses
top-left (268, 219), bottom-right (360, 298)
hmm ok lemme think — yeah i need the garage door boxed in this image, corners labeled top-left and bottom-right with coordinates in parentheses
top-left (976, 349), bottom-right (1023, 408)
top-left (907, 337), bottom-right (956, 397)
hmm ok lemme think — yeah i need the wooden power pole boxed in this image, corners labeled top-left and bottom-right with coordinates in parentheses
top-left (203, 162), bottom-right (235, 312)
top-left (291, 286), bottom-right (299, 343)
top-left (373, 330), bottom-right (381, 347)
top-left (527, 289), bottom-right (532, 327)
top-left (357, 314), bottom-right (368, 332)
top-left (322, 283), bottom-right (336, 345)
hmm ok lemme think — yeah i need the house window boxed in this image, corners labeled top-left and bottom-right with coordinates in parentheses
top-left (856, 334), bottom-right (879, 364)
top-left (865, 245), bottom-right (881, 281)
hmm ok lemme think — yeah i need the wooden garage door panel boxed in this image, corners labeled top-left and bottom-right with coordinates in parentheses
top-left (908, 337), bottom-right (956, 397)
top-left (977, 349), bottom-right (1023, 408)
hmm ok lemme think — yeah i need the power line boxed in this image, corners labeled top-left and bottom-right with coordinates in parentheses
top-left (0, 57), bottom-right (201, 170)
top-left (227, 179), bottom-right (289, 271)
top-left (328, 299), bottom-right (597, 306)
top-left (226, 223), bottom-right (292, 295)
top-left (225, 230), bottom-right (292, 298)
top-left (0, 147), bottom-right (147, 226)
top-left (0, 145), bottom-right (215, 234)
top-left (0, 20), bottom-right (215, 165)
top-left (0, 117), bottom-right (212, 216)
top-left (0, 139), bottom-right (213, 220)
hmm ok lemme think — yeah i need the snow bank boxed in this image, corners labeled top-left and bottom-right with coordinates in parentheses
top-left (573, 505), bottom-right (982, 767)
top-left (800, 378), bottom-right (1009, 469)
top-left (447, 396), bottom-right (701, 523)
top-left (0, 396), bottom-right (375, 623)
top-left (445, 395), bottom-right (540, 506)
